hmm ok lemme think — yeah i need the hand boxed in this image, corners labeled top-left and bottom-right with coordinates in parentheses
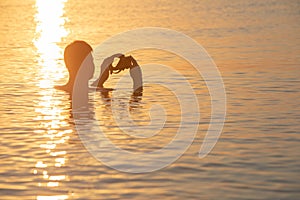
top-left (130, 56), bottom-right (139, 68)
top-left (102, 53), bottom-right (123, 67)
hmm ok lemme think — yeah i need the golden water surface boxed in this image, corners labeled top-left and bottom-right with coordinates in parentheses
top-left (0, 0), bottom-right (299, 199)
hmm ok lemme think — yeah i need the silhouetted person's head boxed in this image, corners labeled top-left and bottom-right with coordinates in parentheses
top-left (64, 40), bottom-right (94, 82)
top-left (55, 40), bottom-right (94, 92)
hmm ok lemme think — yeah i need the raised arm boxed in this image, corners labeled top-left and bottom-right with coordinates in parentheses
top-left (91, 53), bottom-right (123, 88)
top-left (129, 56), bottom-right (143, 95)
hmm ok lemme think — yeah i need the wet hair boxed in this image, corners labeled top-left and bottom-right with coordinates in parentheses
top-left (64, 40), bottom-right (93, 76)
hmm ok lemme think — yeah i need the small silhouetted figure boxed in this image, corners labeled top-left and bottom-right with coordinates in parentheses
top-left (55, 40), bottom-right (94, 93)
top-left (92, 55), bottom-right (143, 95)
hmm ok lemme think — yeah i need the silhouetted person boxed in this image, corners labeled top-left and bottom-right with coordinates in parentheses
top-left (55, 40), bottom-right (94, 93)
top-left (55, 40), bottom-right (95, 109)
top-left (92, 55), bottom-right (143, 95)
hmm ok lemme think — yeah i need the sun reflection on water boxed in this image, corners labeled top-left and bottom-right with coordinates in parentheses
top-left (34, 0), bottom-right (68, 88)
top-left (33, 0), bottom-right (71, 199)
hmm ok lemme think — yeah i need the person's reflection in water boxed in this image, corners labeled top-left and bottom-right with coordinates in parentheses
top-left (100, 91), bottom-right (112, 106)
top-left (129, 93), bottom-right (143, 111)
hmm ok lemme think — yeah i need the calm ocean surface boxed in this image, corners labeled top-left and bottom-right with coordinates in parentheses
top-left (0, 0), bottom-right (300, 199)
